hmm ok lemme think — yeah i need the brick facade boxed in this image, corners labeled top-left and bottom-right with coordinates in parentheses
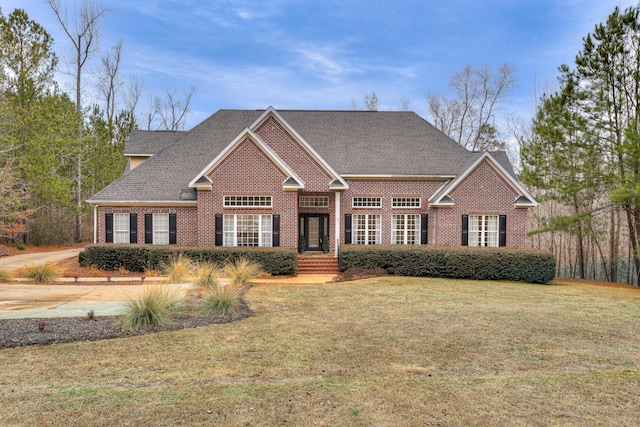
top-left (93, 112), bottom-right (531, 250)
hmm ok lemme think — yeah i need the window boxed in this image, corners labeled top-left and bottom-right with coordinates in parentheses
top-left (392, 214), bottom-right (420, 244)
top-left (114, 213), bottom-right (130, 244)
top-left (352, 197), bottom-right (381, 208)
top-left (224, 195), bottom-right (272, 207)
top-left (299, 196), bottom-right (329, 207)
top-left (469, 215), bottom-right (498, 247)
top-left (223, 214), bottom-right (272, 247)
top-left (353, 214), bottom-right (380, 244)
top-left (153, 214), bottom-right (169, 245)
top-left (392, 197), bottom-right (421, 208)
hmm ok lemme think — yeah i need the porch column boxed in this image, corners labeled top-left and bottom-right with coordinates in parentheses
top-left (93, 205), bottom-right (97, 244)
top-left (334, 192), bottom-right (341, 257)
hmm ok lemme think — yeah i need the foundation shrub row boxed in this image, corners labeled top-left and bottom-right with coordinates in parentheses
top-left (81, 245), bottom-right (298, 276)
top-left (340, 244), bottom-right (556, 284)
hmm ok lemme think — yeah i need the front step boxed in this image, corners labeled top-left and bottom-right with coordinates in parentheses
top-left (297, 255), bottom-right (339, 275)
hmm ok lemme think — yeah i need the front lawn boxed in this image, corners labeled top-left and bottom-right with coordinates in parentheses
top-left (1, 277), bottom-right (639, 425)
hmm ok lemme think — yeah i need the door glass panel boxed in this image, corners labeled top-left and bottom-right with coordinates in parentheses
top-left (308, 217), bottom-right (320, 248)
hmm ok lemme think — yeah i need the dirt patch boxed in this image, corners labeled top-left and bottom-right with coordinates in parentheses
top-left (0, 243), bottom-right (85, 257)
top-left (551, 277), bottom-right (639, 290)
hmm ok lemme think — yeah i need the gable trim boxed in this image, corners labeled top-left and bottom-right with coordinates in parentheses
top-left (249, 107), bottom-right (349, 190)
top-left (188, 128), bottom-right (305, 190)
top-left (429, 152), bottom-right (537, 207)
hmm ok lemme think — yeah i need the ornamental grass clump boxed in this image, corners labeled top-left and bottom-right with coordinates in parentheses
top-left (23, 263), bottom-right (59, 282)
top-left (225, 257), bottom-right (262, 285)
top-left (192, 261), bottom-right (221, 291)
top-left (159, 253), bottom-right (195, 283)
top-left (198, 286), bottom-right (239, 317)
top-left (0, 269), bottom-right (11, 282)
top-left (119, 286), bottom-right (184, 331)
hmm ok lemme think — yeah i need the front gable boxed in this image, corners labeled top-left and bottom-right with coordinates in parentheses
top-left (429, 152), bottom-right (536, 209)
top-left (250, 107), bottom-right (348, 191)
top-left (189, 128), bottom-right (303, 191)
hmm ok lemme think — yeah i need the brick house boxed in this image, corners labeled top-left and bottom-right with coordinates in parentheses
top-left (87, 107), bottom-right (536, 254)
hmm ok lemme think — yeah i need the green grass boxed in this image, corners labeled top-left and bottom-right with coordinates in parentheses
top-left (119, 286), bottom-right (184, 330)
top-left (1, 277), bottom-right (639, 426)
top-left (22, 263), bottom-right (59, 282)
top-left (198, 286), bottom-right (239, 317)
top-left (224, 257), bottom-right (261, 285)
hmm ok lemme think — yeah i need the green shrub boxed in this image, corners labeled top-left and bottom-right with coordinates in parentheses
top-left (82, 245), bottom-right (297, 275)
top-left (340, 245), bottom-right (556, 284)
top-left (23, 263), bottom-right (60, 282)
top-left (225, 257), bottom-right (261, 285)
top-left (198, 286), bottom-right (239, 317)
top-left (78, 251), bottom-right (87, 266)
top-left (0, 270), bottom-right (11, 282)
top-left (159, 253), bottom-right (195, 283)
top-left (192, 261), bottom-right (221, 291)
top-left (119, 286), bottom-right (184, 331)
top-left (14, 239), bottom-right (25, 251)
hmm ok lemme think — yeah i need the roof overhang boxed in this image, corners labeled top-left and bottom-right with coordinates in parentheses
top-left (341, 174), bottom-right (456, 181)
top-left (188, 128), bottom-right (305, 191)
top-left (86, 200), bottom-right (198, 207)
top-left (249, 107), bottom-right (349, 190)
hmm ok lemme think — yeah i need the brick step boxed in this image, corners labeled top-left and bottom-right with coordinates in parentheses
top-left (297, 256), bottom-right (339, 274)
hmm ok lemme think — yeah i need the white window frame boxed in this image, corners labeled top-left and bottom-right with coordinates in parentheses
top-left (223, 214), bottom-right (272, 247)
top-left (224, 195), bottom-right (272, 208)
top-left (299, 196), bottom-right (329, 207)
top-left (392, 197), bottom-right (421, 208)
top-left (392, 214), bottom-right (420, 244)
top-left (352, 197), bottom-right (382, 208)
top-left (469, 215), bottom-right (498, 247)
top-left (153, 213), bottom-right (169, 245)
top-left (353, 214), bottom-right (381, 245)
top-left (114, 213), bottom-right (130, 244)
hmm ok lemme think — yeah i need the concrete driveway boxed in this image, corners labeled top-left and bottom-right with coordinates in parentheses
top-left (0, 248), bottom-right (83, 272)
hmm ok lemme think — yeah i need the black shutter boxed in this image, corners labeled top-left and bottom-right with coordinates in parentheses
top-left (215, 214), bottom-right (223, 246)
top-left (421, 214), bottom-right (428, 245)
top-left (462, 214), bottom-right (469, 246)
top-left (272, 214), bottom-right (280, 247)
top-left (169, 213), bottom-right (177, 245)
top-left (130, 213), bottom-right (137, 244)
top-left (145, 213), bottom-right (153, 244)
top-left (499, 215), bottom-right (507, 247)
top-left (344, 214), bottom-right (352, 244)
top-left (105, 213), bottom-right (113, 243)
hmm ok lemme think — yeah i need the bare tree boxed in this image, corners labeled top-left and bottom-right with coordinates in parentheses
top-left (123, 74), bottom-right (143, 116)
top-left (141, 86), bottom-right (196, 131)
top-left (94, 40), bottom-right (122, 126)
top-left (400, 97), bottom-right (411, 111)
top-left (363, 90), bottom-right (379, 111)
top-left (427, 64), bottom-right (515, 151)
top-left (45, 0), bottom-right (109, 242)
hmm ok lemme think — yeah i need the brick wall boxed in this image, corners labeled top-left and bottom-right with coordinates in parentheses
top-left (341, 180), bottom-right (447, 244)
top-left (96, 205), bottom-right (198, 245)
top-left (434, 159), bottom-right (528, 247)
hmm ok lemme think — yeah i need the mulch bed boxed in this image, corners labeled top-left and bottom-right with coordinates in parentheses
top-left (0, 294), bottom-right (253, 349)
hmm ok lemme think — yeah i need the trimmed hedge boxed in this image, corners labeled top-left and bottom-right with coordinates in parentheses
top-left (340, 244), bottom-right (556, 284)
top-left (82, 245), bottom-right (298, 276)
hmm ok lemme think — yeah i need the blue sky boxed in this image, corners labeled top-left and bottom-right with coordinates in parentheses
top-left (5, 0), bottom-right (637, 129)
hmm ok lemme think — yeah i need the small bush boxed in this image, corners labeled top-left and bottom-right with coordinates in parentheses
top-left (78, 251), bottom-right (87, 267)
top-left (340, 245), bottom-right (556, 284)
top-left (198, 286), bottom-right (239, 317)
top-left (159, 253), bottom-right (195, 283)
top-left (192, 261), bottom-right (221, 291)
top-left (0, 270), bottom-right (11, 282)
top-left (225, 257), bottom-right (261, 285)
top-left (23, 263), bottom-right (60, 282)
top-left (119, 286), bottom-right (184, 331)
top-left (14, 239), bottom-right (25, 251)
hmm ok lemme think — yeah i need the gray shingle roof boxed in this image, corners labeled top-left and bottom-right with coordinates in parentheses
top-left (124, 130), bottom-right (186, 155)
top-left (88, 109), bottom-right (517, 203)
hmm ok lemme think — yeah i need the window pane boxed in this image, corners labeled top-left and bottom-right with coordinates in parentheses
top-left (261, 214), bottom-right (272, 247)
top-left (153, 214), bottom-right (169, 245)
top-left (114, 214), bottom-right (129, 244)
top-left (223, 215), bottom-right (235, 246)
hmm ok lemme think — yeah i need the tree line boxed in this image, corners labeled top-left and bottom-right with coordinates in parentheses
top-left (0, 3), bottom-right (195, 245)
